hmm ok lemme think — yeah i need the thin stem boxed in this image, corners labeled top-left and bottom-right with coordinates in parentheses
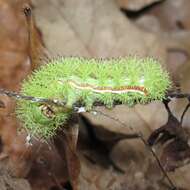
top-left (92, 109), bottom-right (177, 190)
top-left (140, 135), bottom-right (177, 190)
top-left (0, 88), bottom-right (66, 106)
top-left (2, 89), bottom-right (190, 109)
top-left (163, 99), bottom-right (172, 116)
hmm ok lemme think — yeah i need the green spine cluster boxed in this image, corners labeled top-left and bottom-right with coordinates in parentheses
top-left (16, 57), bottom-right (171, 139)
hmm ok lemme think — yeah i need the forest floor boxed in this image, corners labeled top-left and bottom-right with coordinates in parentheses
top-left (1, 0), bottom-right (190, 189)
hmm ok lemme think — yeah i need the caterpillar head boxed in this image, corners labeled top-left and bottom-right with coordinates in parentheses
top-left (16, 101), bottom-right (71, 140)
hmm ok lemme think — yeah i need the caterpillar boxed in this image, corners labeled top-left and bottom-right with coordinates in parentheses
top-left (16, 56), bottom-right (171, 139)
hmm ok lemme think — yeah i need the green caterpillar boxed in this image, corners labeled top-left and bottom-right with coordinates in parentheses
top-left (16, 57), bottom-right (171, 139)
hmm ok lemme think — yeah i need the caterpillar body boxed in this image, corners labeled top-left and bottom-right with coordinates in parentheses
top-left (16, 57), bottom-right (171, 139)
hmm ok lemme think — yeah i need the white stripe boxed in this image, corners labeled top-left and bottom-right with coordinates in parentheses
top-left (68, 81), bottom-right (145, 95)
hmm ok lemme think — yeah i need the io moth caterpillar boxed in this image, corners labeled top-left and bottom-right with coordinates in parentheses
top-left (16, 57), bottom-right (171, 139)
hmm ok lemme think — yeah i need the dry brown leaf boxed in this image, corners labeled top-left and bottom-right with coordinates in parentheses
top-left (0, 0), bottom-right (32, 174)
top-left (0, 0), bottom-right (31, 90)
top-left (30, 0), bottom-right (190, 189)
top-left (0, 0), bottom-right (189, 189)
top-left (0, 161), bottom-right (31, 190)
top-left (32, 0), bottom-right (168, 61)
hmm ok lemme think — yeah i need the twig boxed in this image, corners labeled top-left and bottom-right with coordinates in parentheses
top-left (3, 88), bottom-right (190, 108)
top-left (163, 98), bottom-right (172, 116)
top-left (140, 136), bottom-right (177, 190)
top-left (0, 88), bottom-right (66, 106)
